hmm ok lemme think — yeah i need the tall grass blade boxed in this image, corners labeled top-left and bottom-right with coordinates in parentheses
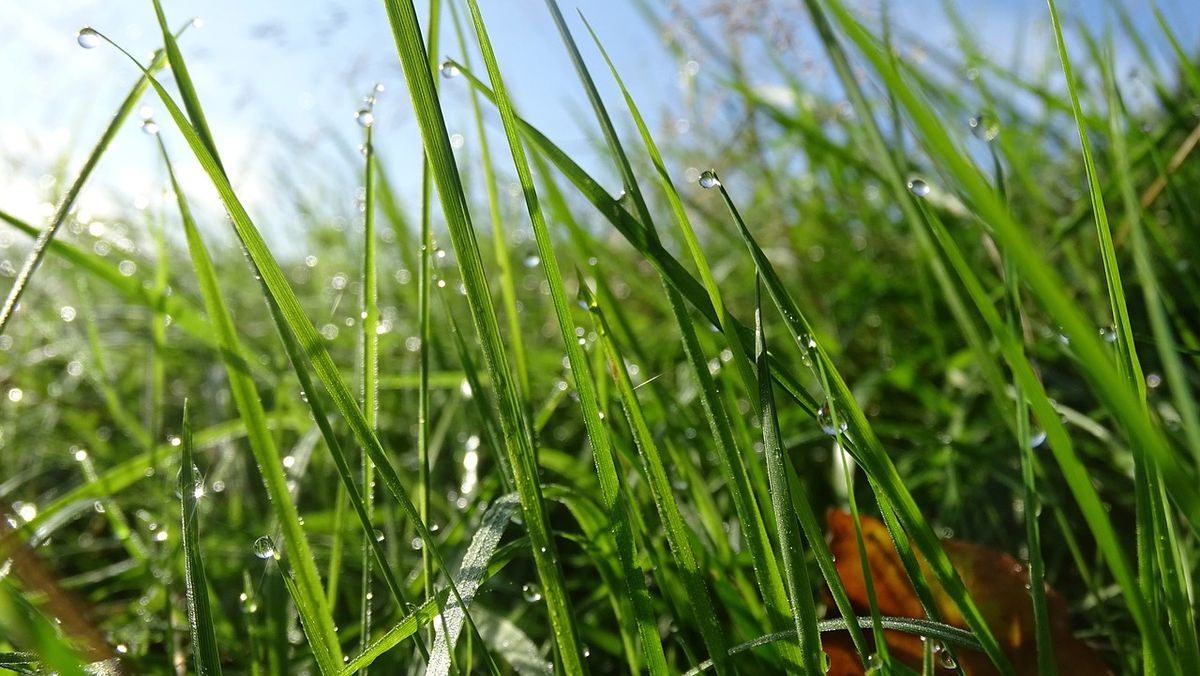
top-left (161, 138), bottom-right (343, 669)
top-left (753, 280), bottom-right (823, 671)
top-left (462, 1), bottom-right (668, 671)
top-left (179, 402), bottom-right (223, 676)
top-left (378, 1), bottom-right (585, 670)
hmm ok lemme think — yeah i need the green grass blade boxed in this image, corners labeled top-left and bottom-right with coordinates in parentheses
top-left (378, 1), bottom-right (585, 670)
top-left (752, 280), bottom-right (823, 672)
top-left (161, 139), bottom-right (343, 670)
top-left (707, 170), bottom-right (1011, 672)
top-left (583, 281), bottom-right (728, 672)
top-left (358, 89), bottom-right (381, 666)
top-left (179, 402), bottom-right (223, 676)
top-left (461, 1), bottom-right (667, 671)
top-left (0, 31), bottom-right (180, 336)
top-left (538, 6), bottom-right (798, 665)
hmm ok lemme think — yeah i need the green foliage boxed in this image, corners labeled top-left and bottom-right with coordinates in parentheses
top-left (1, 1), bottom-right (1198, 674)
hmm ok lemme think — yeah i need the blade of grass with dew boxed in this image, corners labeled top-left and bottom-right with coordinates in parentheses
top-left (427, 493), bottom-right (519, 676)
top-left (461, 1), bottom-right (668, 671)
top-left (707, 171), bottom-right (1011, 672)
top-left (446, 1), bottom-right (531, 403)
top-left (582, 280), bottom-right (728, 672)
top-left (680, 617), bottom-right (983, 676)
top-left (415, 2), bottom-right (441, 639)
top-left (991, 149), bottom-right (1055, 675)
top-left (162, 142), bottom-right (342, 671)
top-left (580, 15), bottom-right (758, 418)
top-left (358, 87), bottom-right (381, 668)
top-left (179, 401), bottom-right (222, 676)
top-left (125, 12), bottom-right (478, 666)
top-left (539, 6), bottom-right (797, 664)
top-left (448, 61), bottom-right (820, 420)
top-left (801, 0), bottom-right (1190, 663)
top-left (378, 1), bottom-right (585, 670)
top-left (0, 21), bottom-right (191, 337)
top-left (752, 279), bottom-right (823, 672)
top-left (1107, 57), bottom-right (1200, 673)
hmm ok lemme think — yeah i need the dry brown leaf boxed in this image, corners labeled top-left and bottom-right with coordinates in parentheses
top-left (822, 509), bottom-right (1110, 675)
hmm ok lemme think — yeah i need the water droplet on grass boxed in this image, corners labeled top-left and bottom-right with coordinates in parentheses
top-left (969, 113), bottom-right (999, 141)
top-left (698, 170), bottom-right (720, 189)
top-left (439, 61), bottom-right (459, 79)
top-left (1099, 325), bottom-right (1117, 343)
top-left (140, 120), bottom-right (159, 135)
top-left (817, 404), bottom-right (848, 436)
top-left (355, 109), bottom-right (374, 128)
top-left (77, 28), bottom-right (101, 49)
top-left (252, 536), bottom-right (277, 559)
top-left (522, 582), bottom-right (543, 602)
top-left (907, 178), bottom-right (931, 197)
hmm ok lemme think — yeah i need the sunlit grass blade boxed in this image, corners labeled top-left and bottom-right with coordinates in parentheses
top-left (428, 494), bottom-right (519, 676)
top-left (583, 280), bottom-right (728, 672)
top-left (0, 25), bottom-right (185, 337)
top-left (539, 6), bottom-right (798, 665)
top-left (706, 169), bottom-right (1011, 671)
top-left (681, 616), bottom-right (983, 676)
top-left (179, 402), bottom-right (222, 676)
top-left (462, 1), bottom-right (667, 671)
top-left (752, 279), bottom-right (822, 672)
top-left (379, 0), bottom-right (585, 670)
top-left (160, 138), bottom-right (342, 669)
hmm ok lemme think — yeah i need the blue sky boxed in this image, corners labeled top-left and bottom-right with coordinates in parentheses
top-left (0, 1), bottom-right (1197, 249)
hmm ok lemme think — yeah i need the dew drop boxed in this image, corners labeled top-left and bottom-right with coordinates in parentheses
top-left (523, 253), bottom-right (540, 268)
top-left (439, 61), bottom-right (459, 79)
top-left (521, 582), bottom-right (543, 602)
top-left (410, 536), bottom-right (423, 550)
top-left (1029, 428), bottom-right (1047, 448)
top-left (1099, 325), bottom-right (1117, 343)
top-left (374, 529), bottom-right (385, 542)
top-left (252, 535), bottom-right (277, 560)
top-left (140, 119), bottom-right (160, 136)
top-left (817, 403), bottom-right (848, 436)
top-left (1147, 373), bottom-right (1162, 388)
top-left (937, 650), bottom-right (958, 669)
top-left (968, 113), bottom-right (999, 141)
top-left (77, 27), bottom-right (101, 49)
top-left (865, 653), bottom-right (883, 673)
top-left (907, 178), bottom-right (931, 197)
top-left (355, 109), bottom-right (375, 128)
top-left (698, 169), bottom-right (721, 189)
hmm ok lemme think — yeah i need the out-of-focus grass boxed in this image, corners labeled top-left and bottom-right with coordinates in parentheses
top-left (1, 1), bottom-right (1199, 674)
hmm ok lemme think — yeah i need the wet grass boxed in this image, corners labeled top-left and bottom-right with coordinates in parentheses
top-left (1, 0), bottom-right (1198, 673)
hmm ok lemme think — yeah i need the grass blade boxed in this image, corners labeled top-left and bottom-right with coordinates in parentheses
top-left (379, 1), bottom-right (585, 670)
top-left (179, 401), bottom-right (222, 675)
top-left (461, 1), bottom-right (668, 671)
top-left (753, 279), bottom-right (823, 672)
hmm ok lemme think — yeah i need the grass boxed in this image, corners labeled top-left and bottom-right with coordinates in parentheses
top-left (1, 0), bottom-right (1199, 673)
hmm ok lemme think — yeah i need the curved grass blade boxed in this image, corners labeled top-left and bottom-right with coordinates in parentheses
top-left (681, 616), bottom-right (983, 676)
top-left (378, 1), bottom-right (585, 670)
top-left (161, 139), bottom-right (342, 669)
top-left (707, 170), bottom-right (1011, 672)
top-left (583, 281), bottom-right (728, 672)
top-left (179, 402), bottom-right (222, 676)
top-left (461, 1), bottom-right (667, 671)
top-left (427, 493), bottom-right (519, 676)
top-left (0, 22), bottom-right (190, 337)
top-left (539, 6), bottom-right (797, 665)
top-left (752, 280), bottom-right (822, 672)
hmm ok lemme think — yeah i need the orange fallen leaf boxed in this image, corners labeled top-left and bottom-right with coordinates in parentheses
top-left (823, 509), bottom-right (1110, 675)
